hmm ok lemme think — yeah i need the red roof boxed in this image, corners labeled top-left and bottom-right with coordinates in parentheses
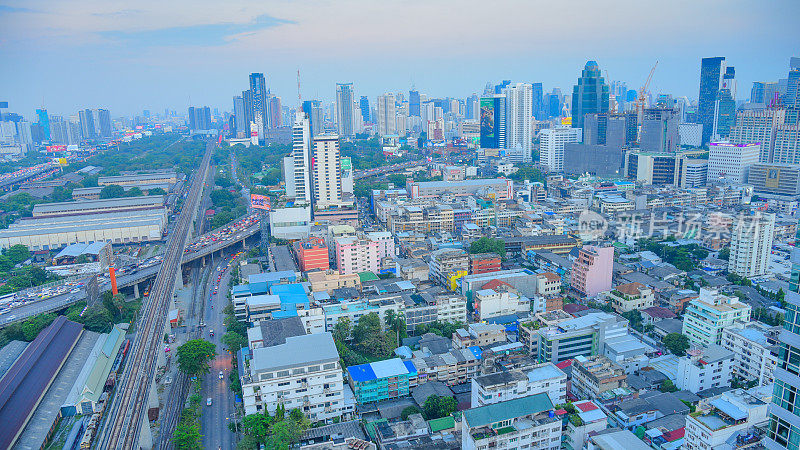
top-left (574, 401), bottom-right (598, 412)
top-left (481, 279), bottom-right (514, 291)
top-left (562, 304), bottom-right (588, 315)
top-left (662, 428), bottom-right (685, 442)
top-left (554, 409), bottom-right (568, 416)
top-left (556, 359), bottom-right (573, 370)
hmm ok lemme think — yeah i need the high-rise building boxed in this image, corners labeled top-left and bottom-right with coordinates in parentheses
top-left (249, 73), bottom-right (268, 139)
top-left (774, 125), bottom-right (800, 164)
top-left (97, 109), bottom-right (112, 138)
top-left (268, 96), bottom-right (282, 129)
top-left (79, 109), bottom-right (95, 140)
top-left (707, 142), bottom-right (760, 185)
top-left (187, 106), bottom-right (211, 131)
top-left (583, 113), bottom-right (627, 147)
top-left (728, 212), bottom-right (775, 278)
top-left (357, 96), bottom-right (369, 124)
top-left (547, 88), bottom-right (563, 118)
top-left (765, 290), bottom-right (800, 448)
top-left (640, 107), bottom-right (680, 153)
top-left (479, 94), bottom-right (505, 149)
top-left (540, 126), bottom-right (582, 173)
top-left (48, 115), bottom-right (68, 144)
top-left (730, 109), bottom-right (786, 162)
top-left (465, 94), bottom-right (478, 120)
top-left (36, 109), bottom-right (49, 142)
top-left (697, 57), bottom-right (726, 146)
top-left (335, 83), bottom-right (354, 138)
top-left (531, 82), bottom-right (544, 120)
top-left (376, 93), bottom-right (396, 136)
top-left (409, 89), bottom-right (420, 117)
top-left (302, 100), bottom-right (323, 137)
top-left (571, 61), bottom-right (609, 130)
top-left (311, 134), bottom-right (342, 208)
top-left (502, 83), bottom-right (533, 163)
top-left (787, 58), bottom-right (800, 108)
top-left (290, 112), bottom-right (312, 204)
top-left (233, 96), bottom-right (246, 137)
top-left (714, 66), bottom-right (737, 139)
top-left (242, 89), bottom-right (254, 136)
top-left (570, 245), bottom-right (614, 298)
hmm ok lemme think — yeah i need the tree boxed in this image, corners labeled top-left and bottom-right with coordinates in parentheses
top-left (82, 306), bottom-right (113, 333)
top-left (423, 395), bottom-right (457, 419)
top-left (176, 339), bottom-right (216, 377)
top-left (5, 244), bottom-right (31, 264)
top-left (469, 237), bottom-right (506, 258)
top-left (401, 406), bottom-right (422, 420)
top-left (621, 310), bottom-right (643, 331)
top-left (659, 379), bottom-right (678, 393)
top-left (223, 331), bottom-right (247, 353)
top-left (173, 422), bottom-right (202, 450)
top-left (148, 187), bottom-right (167, 196)
top-left (332, 317), bottom-right (352, 343)
top-left (99, 184), bottom-right (126, 199)
top-left (125, 186), bottom-right (144, 197)
top-left (663, 333), bottom-right (690, 357)
top-left (717, 247), bottom-right (730, 261)
top-left (216, 176), bottom-right (233, 188)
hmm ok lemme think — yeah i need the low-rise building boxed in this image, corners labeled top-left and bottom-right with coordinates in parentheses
top-left (721, 323), bottom-right (779, 386)
top-left (570, 355), bottom-right (628, 400)
top-left (346, 358), bottom-right (416, 404)
top-left (563, 400), bottom-right (608, 450)
top-left (470, 362), bottom-right (567, 407)
top-left (429, 248), bottom-right (470, 291)
top-left (461, 393), bottom-right (562, 450)
top-left (452, 323), bottom-right (506, 349)
top-left (535, 272), bottom-right (562, 297)
top-left (675, 345), bottom-right (734, 393)
top-left (608, 282), bottom-right (654, 313)
top-left (682, 288), bottom-right (752, 346)
top-left (684, 388), bottom-right (769, 450)
top-left (293, 237), bottom-right (330, 272)
top-left (473, 288), bottom-right (530, 321)
top-left (409, 347), bottom-right (481, 387)
top-left (469, 252), bottom-right (502, 274)
top-left (307, 270), bottom-right (361, 294)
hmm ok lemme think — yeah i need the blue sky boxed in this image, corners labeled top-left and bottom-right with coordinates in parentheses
top-left (1, 0), bottom-right (798, 118)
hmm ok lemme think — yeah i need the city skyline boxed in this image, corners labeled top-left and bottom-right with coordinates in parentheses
top-left (1, 0), bottom-right (799, 117)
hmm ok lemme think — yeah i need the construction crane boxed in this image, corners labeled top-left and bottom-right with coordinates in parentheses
top-left (635, 61), bottom-right (659, 141)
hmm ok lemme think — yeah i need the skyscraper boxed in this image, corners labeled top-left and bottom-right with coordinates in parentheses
top-left (97, 109), bottom-right (112, 138)
top-left (714, 66), bottom-right (737, 139)
top-left (376, 93), bottom-right (397, 136)
top-left (502, 83), bottom-right (533, 162)
top-left (531, 83), bottom-right (544, 120)
top-left (697, 56), bottom-right (726, 146)
top-left (268, 96), bottom-right (282, 129)
top-left (465, 94), bottom-right (478, 120)
top-left (48, 115), bottom-right (68, 144)
top-left (640, 107), bottom-right (680, 153)
top-left (335, 83), bottom-right (354, 138)
top-left (79, 109), bottom-right (95, 140)
top-left (302, 100), bottom-right (323, 137)
top-left (479, 94), bottom-right (505, 149)
top-left (312, 134), bottom-right (342, 208)
top-left (571, 61), bottom-right (609, 130)
top-left (359, 96), bottom-right (370, 123)
top-left (242, 89), bottom-right (254, 136)
top-left (409, 90), bottom-right (421, 117)
top-left (36, 109), bottom-right (50, 141)
top-left (728, 212), bottom-right (775, 278)
top-left (787, 57), bottom-right (800, 108)
top-left (233, 96), bottom-right (246, 137)
top-left (249, 73), bottom-right (268, 140)
top-left (540, 126), bottom-right (582, 172)
top-left (291, 112), bottom-right (312, 204)
top-left (765, 289), bottom-right (800, 448)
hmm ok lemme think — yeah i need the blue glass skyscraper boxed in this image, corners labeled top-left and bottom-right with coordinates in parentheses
top-left (697, 57), bottom-right (725, 146)
top-left (571, 61), bottom-right (609, 130)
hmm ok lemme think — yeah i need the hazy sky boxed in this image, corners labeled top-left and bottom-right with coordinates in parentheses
top-left (1, 0), bottom-right (799, 118)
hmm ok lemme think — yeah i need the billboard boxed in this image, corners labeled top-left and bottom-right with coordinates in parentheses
top-left (479, 98), bottom-right (495, 148)
top-left (46, 145), bottom-right (67, 153)
top-left (250, 194), bottom-right (271, 211)
top-left (341, 157), bottom-right (352, 172)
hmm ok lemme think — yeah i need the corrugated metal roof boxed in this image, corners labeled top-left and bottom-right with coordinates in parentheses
top-left (462, 393), bottom-right (553, 428)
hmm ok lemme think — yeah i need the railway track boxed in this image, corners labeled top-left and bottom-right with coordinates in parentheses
top-left (95, 142), bottom-right (213, 449)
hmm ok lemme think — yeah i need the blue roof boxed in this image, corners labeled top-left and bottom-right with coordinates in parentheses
top-left (403, 360), bottom-right (417, 374)
top-left (468, 346), bottom-right (483, 360)
top-left (249, 271), bottom-right (297, 284)
top-left (272, 310), bottom-right (298, 318)
top-left (348, 363), bottom-right (377, 382)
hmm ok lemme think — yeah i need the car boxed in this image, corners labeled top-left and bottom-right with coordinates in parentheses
top-left (219, 371), bottom-right (224, 379)
top-left (206, 398), bottom-right (212, 406)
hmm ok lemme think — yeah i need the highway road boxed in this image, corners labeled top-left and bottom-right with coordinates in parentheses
top-left (95, 141), bottom-right (212, 449)
top-left (200, 253), bottom-right (239, 450)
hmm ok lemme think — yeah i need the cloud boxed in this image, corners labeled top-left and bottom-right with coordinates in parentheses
top-left (91, 9), bottom-right (144, 18)
top-left (0, 4), bottom-right (37, 14)
top-left (98, 13), bottom-right (293, 47)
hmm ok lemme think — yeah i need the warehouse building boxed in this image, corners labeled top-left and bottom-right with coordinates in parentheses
top-left (0, 209), bottom-right (167, 250)
top-left (98, 170), bottom-right (177, 186)
top-left (32, 195), bottom-right (165, 218)
top-left (72, 183), bottom-right (170, 200)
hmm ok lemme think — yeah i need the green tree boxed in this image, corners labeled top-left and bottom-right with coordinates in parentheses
top-left (223, 331), bottom-right (247, 353)
top-left (5, 244), bottom-right (31, 264)
top-left (173, 422), bottom-right (202, 450)
top-left (125, 187), bottom-right (144, 197)
top-left (148, 187), bottom-right (167, 196)
top-left (99, 184), bottom-right (126, 199)
top-left (401, 405), bottom-right (422, 420)
top-left (469, 237), bottom-right (506, 258)
top-left (176, 339), bottom-right (216, 377)
top-left (423, 395), bottom-right (457, 419)
top-left (717, 247), bottom-right (730, 261)
top-left (216, 176), bottom-right (233, 188)
top-left (663, 333), bottom-right (690, 357)
top-left (332, 317), bottom-right (352, 343)
top-left (82, 306), bottom-right (113, 333)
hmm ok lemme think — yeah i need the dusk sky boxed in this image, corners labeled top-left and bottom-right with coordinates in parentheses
top-left (2, 0), bottom-right (799, 118)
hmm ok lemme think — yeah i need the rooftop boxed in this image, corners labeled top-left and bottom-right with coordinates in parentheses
top-left (251, 332), bottom-right (338, 374)
top-left (463, 393), bottom-right (553, 428)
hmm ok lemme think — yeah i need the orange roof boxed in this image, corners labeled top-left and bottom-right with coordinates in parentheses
top-left (539, 272), bottom-right (560, 282)
top-left (481, 279), bottom-right (514, 291)
top-left (615, 282), bottom-right (646, 296)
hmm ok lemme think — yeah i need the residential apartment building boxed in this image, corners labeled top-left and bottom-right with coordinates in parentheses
top-left (473, 288), bottom-right (530, 321)
top-left (540, 126), bottom-right (582, 173)
top-left (765, 290), bottom-right (800, 449)
top-left (407, 178), bottom-right (513, 200)
top-left (468, 252), bottom-right (502, 274)
top-left (535, 312), bottom-right (628, 364)
top-left (721, 323), bottom-right (779, 386)
top-left (682, 288), bottom-right (752, 347)
top-left (470, 362), bottom-right (567, 407)
top-left (685, 388), bottom-right (769, 450)
top-left (241, 332), bottom-right (352, 422)
top-left (570, 355), bottom-right (627, 400)
top-left (608, 282), bottom-right (654, 313)
top-left (335, 236), bottom-right (379, 275)
top-left (428, 248), bottom-right (470, 290)
top-left (306, 270), bottom-right (361, 294)
top-left (311, 134), bottom-right (343, 208)
top-left (570, 245), bottom-right (614, 298)
top-left (563, 400), bottom-right (608, 450)
top-left (452, 323), bottom-right (506, 349)
top-left (322, 297), bottom-right (403, 334)
top-left (675, 345), bottom-right (734, 393)
top-left (408, 347), bottom-right (481, 387)
top-left (346, 358), bottom-right (416, 404)
top-left (293, 237), bottom-right (329, 272)
top-left (728, 212), bottom-right (776, 277)
top-left (461, 394), bottom-right (562, 450)
top-left (535, 272), bottom-right (562, 297)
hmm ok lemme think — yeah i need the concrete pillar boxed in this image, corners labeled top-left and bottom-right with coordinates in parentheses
top-left (133, 283), bottom-right (140, 299)
top-left (139, 418), bottom-right (153, 450)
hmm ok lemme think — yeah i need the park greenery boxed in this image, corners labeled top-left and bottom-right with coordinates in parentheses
top-left (413, 320), bottom-right (464, 338)
top-left (663, 333), bottom-right (690, 356)
top-left (331, 312), bottom-right (406, 367)
top-left (176, 339), bottom-right (216, 377)
top-left (639, 238), bottom-right (709, 271)
top-left (469, 236), bottom-right (506, 258)
top-left (236, 405), bottom-right (310, 450)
